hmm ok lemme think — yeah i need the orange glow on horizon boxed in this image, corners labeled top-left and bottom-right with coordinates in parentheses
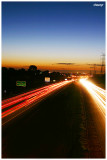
top-left (2, 57), bottom-right (102, 72)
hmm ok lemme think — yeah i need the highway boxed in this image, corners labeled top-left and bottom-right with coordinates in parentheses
top-left (2, 79), bottom-right (106, 158)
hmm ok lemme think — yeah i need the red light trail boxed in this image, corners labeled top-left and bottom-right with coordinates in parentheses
top-left (2, 80), bottom-right (72, 124)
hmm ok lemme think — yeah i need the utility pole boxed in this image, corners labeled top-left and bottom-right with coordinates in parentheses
top-left (90, 67), bottom-right (93, 75)
top-left (90, 67), bottom-right (94, 75)
top-left (93, 64), bottom-right (96, 74)
top-left (101, 54), bottom-right (105, 74)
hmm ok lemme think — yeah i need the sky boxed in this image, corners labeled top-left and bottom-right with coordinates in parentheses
top-left (2, 2), bottom-right (105, 72)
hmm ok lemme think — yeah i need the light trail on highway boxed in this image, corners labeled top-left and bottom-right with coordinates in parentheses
top-left (2, 80), bottom-right (72, 123)
top-left (80, 79), bottom-right (106, 116)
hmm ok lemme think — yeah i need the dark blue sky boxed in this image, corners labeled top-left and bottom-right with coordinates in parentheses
top-left (2, 2), bottom-right (105, 70)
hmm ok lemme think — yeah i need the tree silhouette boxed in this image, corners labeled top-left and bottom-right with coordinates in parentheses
top-left (28, 65), bottom-right (37, 72)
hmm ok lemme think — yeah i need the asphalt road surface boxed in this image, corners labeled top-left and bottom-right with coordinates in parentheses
top-left (2, 81), bottom-right (105, 158)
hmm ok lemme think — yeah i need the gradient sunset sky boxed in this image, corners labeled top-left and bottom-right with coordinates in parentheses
top-left (2, 2), bottom-right (105, 72)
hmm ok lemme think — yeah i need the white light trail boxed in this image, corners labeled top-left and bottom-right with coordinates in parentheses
top-left (80, 79), bottom-right (106, 116)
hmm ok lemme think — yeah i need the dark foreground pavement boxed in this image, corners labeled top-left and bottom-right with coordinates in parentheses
top-left (2, 82), bottom-right (105, 158)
